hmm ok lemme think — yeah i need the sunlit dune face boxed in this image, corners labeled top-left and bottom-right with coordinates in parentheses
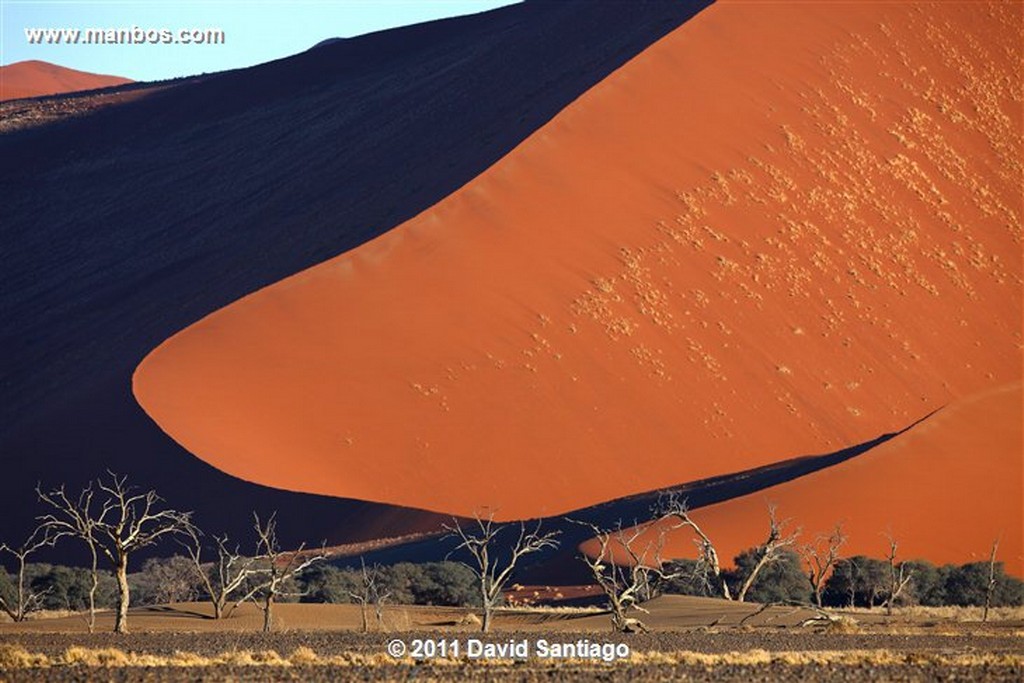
top-left (0, 60), bottom-right (132, 101)
top-left (134, 1), bottom-right (1021, 521)
top-left (583, 384), bottom-right (1023, 575)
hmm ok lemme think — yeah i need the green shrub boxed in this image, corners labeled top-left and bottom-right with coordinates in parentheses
top-left (823, 556), bottom-right (889, 608)
top-left (298, 561), bottom-right (477, 607)
top-left (725, 548), bottom-right (810, 604)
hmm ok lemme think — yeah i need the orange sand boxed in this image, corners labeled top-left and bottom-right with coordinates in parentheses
top-left (583, 384), bottom-right (1023, 576)
top-left (135, 2), bottom-right (1022, 522)
top-left (0, 60), bottom-right (131, 101)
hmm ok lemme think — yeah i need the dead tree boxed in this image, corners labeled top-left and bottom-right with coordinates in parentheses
top-left (800, 523), bottom-right (847, 608)
top-left (659, 494), bottom-right (732, 600)
top-left (0, 524), bottom-right (55, 622)
top-left (372, 573), bottom-right (391, 630)
top-left (249, 512), bottom-right (327, 633)
top-left (349, 558), bottom-right (390, 632)
top-left (573, 517), bottom-right (685, 633)
top-left (39, 473), bottom-right (193, 633)
top-left (983, 537), bottom-right (1000, 623)
top-left (37, 484), bottom-right (102, 631)
top-left (883, 536), bottom-right (913, 616)
top-left (181, 526), bottom-right (259, 619)
top-left (444, 513), bottom-right (559, 632)
top-left (736, 504), bottom-right (799, 603)
top-left (845, 557), bottom-right (858, 608)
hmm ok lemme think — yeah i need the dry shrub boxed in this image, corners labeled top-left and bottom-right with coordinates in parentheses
top-left (129, 652), bottom-right (182, 667)
top-left (458, 613), bottom-right (482, 627)
top-left (289, 646), bottom-right (319, 665)
top-left (321, 652), bottom-right (415, 667)
top-left (214, 650), bottom-right (257, 666)
top-left (63, 646), bottom-right (131, 667)
top-left (217, 649), bottom-right (290, 666)
top-left (251, 650), bottom-right (288, 665)
top-left (629, 650), bottom-right (677, 665)
top-left (170, 651), bottom-right (210, 667)
top-left (821, 616), bottom-right (860, 634)
top-left (0, 644), bottom-right (50, 668)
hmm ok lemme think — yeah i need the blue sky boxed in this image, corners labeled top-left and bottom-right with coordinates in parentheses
top-left (1, 0), bottom-right (519, 81)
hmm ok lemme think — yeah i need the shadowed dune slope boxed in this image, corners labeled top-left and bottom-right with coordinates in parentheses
top-left (0, 60), bottom-right (132, 101)
top-left (0, 1), bottom-right (712, 551)
top-left (135, 1), bottom-right (1022, 521)
top-left (583, 384), bottom-right (1023, 576)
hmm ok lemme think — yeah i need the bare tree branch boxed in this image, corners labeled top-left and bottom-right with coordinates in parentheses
top-left (443, 512), bottom-right (559, 632)
top-left (735, 503), bottom-right (800, 602)
top-left (0, 522), bottom-right (57, 622)
top-left (245, 512), bottom-right (328, 633)
top-left (180, 525), bottom-right (260, 620)
top-left (569, 505), bottom-right (687, 634)
top-left (37, 473), bottom-right (193, 633)
top-left (800, 523), bottom-right (847, 608)
top-left (657, 493), bottom-right (732, 600)
top-left (36, 482), bottom-right (104, 631)
top-left (348, 558), bottom-right (391, 632)
top-left (883, 534), bottom-right (913, 616)
top-left (983, 536), bottom-right (1000, 623)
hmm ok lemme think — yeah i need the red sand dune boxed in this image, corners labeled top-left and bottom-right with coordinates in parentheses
top-left (135, 1), bottom-right (1022, 529)
top-left (0, 60), bottom-right (131, 101)
top-left (583, 384), bottom-right (1023, 575)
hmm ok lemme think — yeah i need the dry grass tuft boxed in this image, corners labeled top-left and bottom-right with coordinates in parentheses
top-left (63, 646), bottom-right (131, 667)
top-left (212, 649), bottom-right (288, 666)
top-left (289, 645), bottom-right (320, 665)
top-left (0, 643), bottom-right (50, 668)
top-left (820, 616), bottom-right (860, 634)
top-left (458, 613), bottom-right (482, 627)
top-left (169, 650), bottom-right (209, 667)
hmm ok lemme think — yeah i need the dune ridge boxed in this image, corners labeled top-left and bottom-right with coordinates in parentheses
top-left (135, 0), bottom-right (1021, 537)
top-left (0, 2), bottom-right (712, 552)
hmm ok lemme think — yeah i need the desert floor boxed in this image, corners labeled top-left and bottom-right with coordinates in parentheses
top-left (1, 596), bottom-right (1021, 681)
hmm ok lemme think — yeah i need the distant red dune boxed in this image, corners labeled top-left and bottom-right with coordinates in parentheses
top-left (0, 60), bottom-right (131, 102)
top-left (135, 0), bottom-right (1021, 548)
top-left (584, 384), bottom-right (1023, 575)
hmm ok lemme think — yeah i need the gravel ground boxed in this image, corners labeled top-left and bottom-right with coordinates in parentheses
top-left (1, 662), bottom-right (1022, 682)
